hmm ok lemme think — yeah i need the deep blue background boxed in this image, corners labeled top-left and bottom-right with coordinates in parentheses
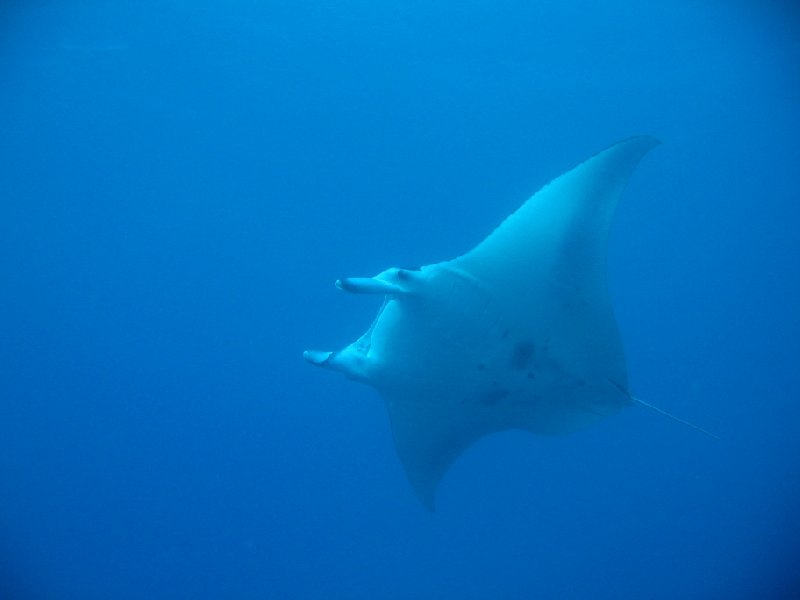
top-left (1, 1), bottom-right (799, 598)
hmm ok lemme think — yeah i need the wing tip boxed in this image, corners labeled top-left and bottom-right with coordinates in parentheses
top-left (599, 134), bottom-right (661, 163)
top-left (412, 482), bottom-right (438, 512)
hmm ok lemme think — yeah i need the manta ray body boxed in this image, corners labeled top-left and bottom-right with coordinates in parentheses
top-left (305, 136), bottom-right (660, 509)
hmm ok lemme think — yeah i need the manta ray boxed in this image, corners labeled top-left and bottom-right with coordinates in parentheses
top-left (304, 136), bottom-right (705, 510)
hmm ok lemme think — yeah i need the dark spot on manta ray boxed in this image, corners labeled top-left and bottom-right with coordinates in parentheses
top-left (481, 388), bottom-right (510, 406)
top-left (511, 341), bottom-right (536, 370)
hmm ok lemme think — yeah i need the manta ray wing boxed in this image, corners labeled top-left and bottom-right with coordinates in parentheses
top-left (304, 136), bottom-right (659, 509)
top-left (453, 136), bottom-right (660, 393)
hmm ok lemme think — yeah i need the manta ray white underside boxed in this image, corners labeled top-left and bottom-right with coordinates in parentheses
top-left (304, 136), bottom-right (660, 510)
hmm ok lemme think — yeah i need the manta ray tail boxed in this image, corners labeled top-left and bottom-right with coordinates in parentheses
top-left (606, 379), bottom-right (717, 439)
top-left (630, 396), bottom-right (719, 440)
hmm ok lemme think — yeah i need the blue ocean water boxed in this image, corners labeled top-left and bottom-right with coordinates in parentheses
top-left (1, 1), bottom-right (798, 598)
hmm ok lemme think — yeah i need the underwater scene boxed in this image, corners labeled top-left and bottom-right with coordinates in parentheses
top-left (1, 1), bottom-right (798, 598)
